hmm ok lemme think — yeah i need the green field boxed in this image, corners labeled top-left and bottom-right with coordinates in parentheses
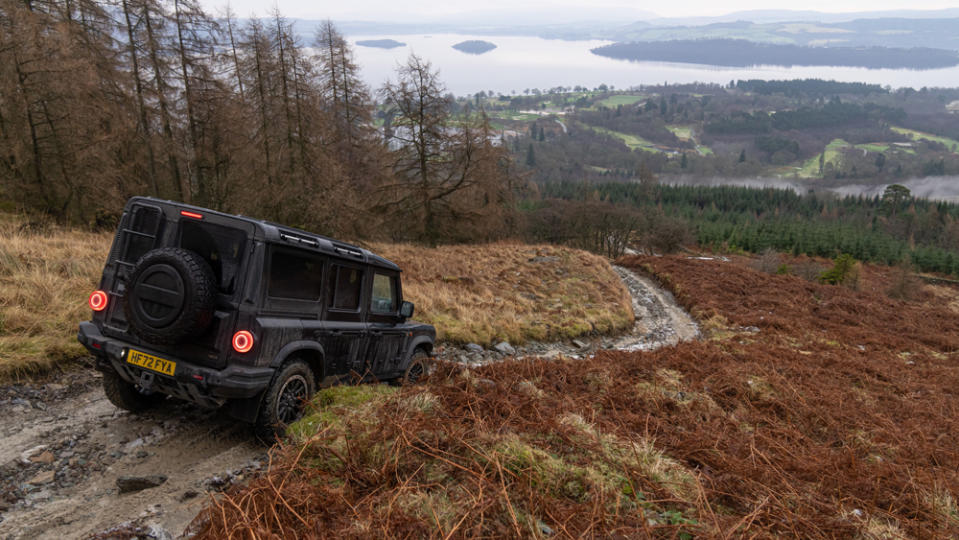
top-left (855, 143), bottom-right (889, 153)
top-left (593, 94), bottom-right (646, 108)
top-left (587, 125), bottom-right (663, 154)
top-left (891, 126), bottom-right (959, 153)
top-left (798, 138), bottom-right (849, 177)
top-left (666, 125), bottom-right (693, 140)
top-left (666, 125), bottom-right (713, 156)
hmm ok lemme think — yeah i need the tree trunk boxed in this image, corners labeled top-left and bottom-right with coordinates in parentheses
top-left (142, 1), bottom-right (186, 201)
top-left (121, 0), bottom-right (159, 197)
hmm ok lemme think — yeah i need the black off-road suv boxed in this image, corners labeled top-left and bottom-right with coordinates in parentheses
top-left (78, 197), bottom-right (435, 438)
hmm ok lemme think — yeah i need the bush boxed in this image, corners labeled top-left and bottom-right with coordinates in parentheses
top-left (886, 262), bottom-right (921, 301)
top-left (819, 254), bottom-right (861, 289)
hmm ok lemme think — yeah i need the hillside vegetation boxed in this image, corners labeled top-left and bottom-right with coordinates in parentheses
top-left (192, 255), bottom-right (959, 538)
top-left (374, 243), bottom-right (632, 345)
top-left (0, 217), bottom-right (108, 380)
top-left (0, 219), bottom-right (630, 381)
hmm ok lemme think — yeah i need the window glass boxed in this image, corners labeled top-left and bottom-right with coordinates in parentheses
top-left (371, 273), bottom-right (396, 313)
top-left (328, 265), bottom-right (363, 310)
top-left (268, 250), bottom-right (323, 300)
top-left (121, 206), bottom-right (162, 264)
top-left (180, 220), bottom-right (247, 294)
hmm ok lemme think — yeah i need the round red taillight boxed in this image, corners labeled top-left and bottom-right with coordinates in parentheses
top-left (232, 330), bottom-right (254, 353)
top-left (89, 290), bottom-right (108, 312)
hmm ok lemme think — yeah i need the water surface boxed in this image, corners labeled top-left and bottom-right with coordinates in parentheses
top-left (349, 33), bottom-right (959, 96)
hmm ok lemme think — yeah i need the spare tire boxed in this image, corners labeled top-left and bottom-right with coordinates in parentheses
top-left (124, 247), bottom-right (216, 345)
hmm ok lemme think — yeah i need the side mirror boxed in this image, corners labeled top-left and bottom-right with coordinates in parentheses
top-left (399, 301), bottom-right (414, 319)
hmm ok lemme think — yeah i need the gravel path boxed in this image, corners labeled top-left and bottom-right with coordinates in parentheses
top-left (436, 264), bottom-right (700, 364)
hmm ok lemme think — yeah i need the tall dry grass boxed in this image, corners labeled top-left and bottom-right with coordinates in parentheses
top-left (374, 242), bottom-right (633, 345)
top-left (0, 215), bottom-right (633, 380)
top-left (0, 215), bottom-right (111, 380)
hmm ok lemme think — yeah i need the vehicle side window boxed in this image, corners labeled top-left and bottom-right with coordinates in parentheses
top-left (370, 273), bottom-right (396, 313)
top-left (268, 250), bottom-right (323, 300)
top-left (328, 265), bottom-right (363, 310)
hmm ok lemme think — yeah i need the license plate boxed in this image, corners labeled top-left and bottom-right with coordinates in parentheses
top-left (126, 349), bottom-right (176, 376)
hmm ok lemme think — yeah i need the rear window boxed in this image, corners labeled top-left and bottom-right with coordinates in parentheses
top-left (179, 220), bottom-right (248, 294)
top-left (328, 265), bottom-right (363, 311)
top-left (268, 250), bottom-right (324, 300)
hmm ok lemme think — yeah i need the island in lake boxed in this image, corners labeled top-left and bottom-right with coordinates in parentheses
top-left (452, 40), bottom-right (497, 55)
top-left (356, 39), bottom-right (406, 49)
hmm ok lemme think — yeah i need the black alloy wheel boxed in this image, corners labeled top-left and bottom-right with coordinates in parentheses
top-left (276, 374), bottom-right (310, 424)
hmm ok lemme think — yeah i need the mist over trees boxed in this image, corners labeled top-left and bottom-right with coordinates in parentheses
top-left (0, 0), bottom-right (517, 242)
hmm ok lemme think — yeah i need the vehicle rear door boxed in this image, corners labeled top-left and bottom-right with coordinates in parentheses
top-left (323, 263), bottom-right (369, 378)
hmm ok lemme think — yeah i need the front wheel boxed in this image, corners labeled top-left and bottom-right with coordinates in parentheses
top-left (102, 369), bottom-right (165, 412)
top-left (400, 349), bottom-right (430, 385)
top-left (255, 361), bottom-right (315, 442)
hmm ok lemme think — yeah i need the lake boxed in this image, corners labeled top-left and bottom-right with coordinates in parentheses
top-left (348, 33), bottom-right (959, 96)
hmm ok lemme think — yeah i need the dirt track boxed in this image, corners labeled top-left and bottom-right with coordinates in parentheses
top-left (0, 262), bottom-right (697, 539)
top-left (0, 371), bottom-right (265, 539)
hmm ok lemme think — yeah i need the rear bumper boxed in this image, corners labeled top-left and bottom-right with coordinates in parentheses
top-left (77, 321), bottom-right (273, 402)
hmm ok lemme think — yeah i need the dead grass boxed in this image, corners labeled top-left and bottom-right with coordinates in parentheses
top-left (0, 216), bottom-right (111, 380)
top-left (372, 242), bottom-right (633, 345)
top-left (0, 215), bottom-right (632, 380)
top-left (194, 254), bottom-right (959, 538)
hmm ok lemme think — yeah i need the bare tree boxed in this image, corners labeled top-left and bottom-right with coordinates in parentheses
top-left (379, 55), bottom-right (514, 244)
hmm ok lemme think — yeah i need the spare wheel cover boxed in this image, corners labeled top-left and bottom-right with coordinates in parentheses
top-left (131, 263), bottom-right (187, 329)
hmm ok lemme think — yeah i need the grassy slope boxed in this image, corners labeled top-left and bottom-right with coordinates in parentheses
top-left (373, 242), bottom-right (633, 346)
top-left (798, 138), bottom-right (849, 177)
top-left (0, 217), bottom-right (110, 380)
top-left (0, 219), bottom-right (631, 380)
top-left (667, 125), bottom-right (714, 156)
top-left (593, 94), bottom-right (645, 108)
top-left (582, 124), bottom-right (663, 154)
top-left (193, 255), bottom-right (959, 538)
top-left (891, 126), bottom-right (959, 153)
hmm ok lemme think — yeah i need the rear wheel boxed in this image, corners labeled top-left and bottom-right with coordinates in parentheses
top-left (255, 361), bottom-right (315, 442)
top-left (102, 369), bottom-right (165, 412)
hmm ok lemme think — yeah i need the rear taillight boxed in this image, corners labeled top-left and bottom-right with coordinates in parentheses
top-left (89, 290), bottom-right (108, 312)
top-left (232, 330), bottom-right (254, 353)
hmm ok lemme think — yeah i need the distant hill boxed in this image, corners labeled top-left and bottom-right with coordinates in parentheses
top-left (355, 39), bottom-right (406, 49)
top-left (452, 40), bottom-right (497, 55)
top-left (604, 18), bottom-right (959, 50)
top-left (592, 39), bottom-right (959, 69)
top-left (305, 13), bottom-right (959, 51)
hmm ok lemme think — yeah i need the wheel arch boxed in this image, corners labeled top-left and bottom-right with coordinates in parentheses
top-left (402, 336), bottom-right (434, 368)
top-left (271, 341), bottom-right (326, 385)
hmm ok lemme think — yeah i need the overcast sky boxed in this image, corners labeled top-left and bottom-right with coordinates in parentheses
top-left (208, 0), bottom-right (959, 21)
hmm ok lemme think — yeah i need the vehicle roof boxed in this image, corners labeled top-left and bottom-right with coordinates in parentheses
top-left (127, 196), bottom-right (401, 272)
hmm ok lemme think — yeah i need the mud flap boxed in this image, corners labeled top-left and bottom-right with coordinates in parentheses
top-left (224, 391), bottom-right (264, 423)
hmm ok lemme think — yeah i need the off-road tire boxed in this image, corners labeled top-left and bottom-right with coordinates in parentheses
top-left (400, 349), bottom-right (429, 385)
top-left (125, 247), bottom-right (216, 345)
top-left (102, 369), bottom-right (165, 412)
top-left (254, 361), bottom-right (316, 442)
